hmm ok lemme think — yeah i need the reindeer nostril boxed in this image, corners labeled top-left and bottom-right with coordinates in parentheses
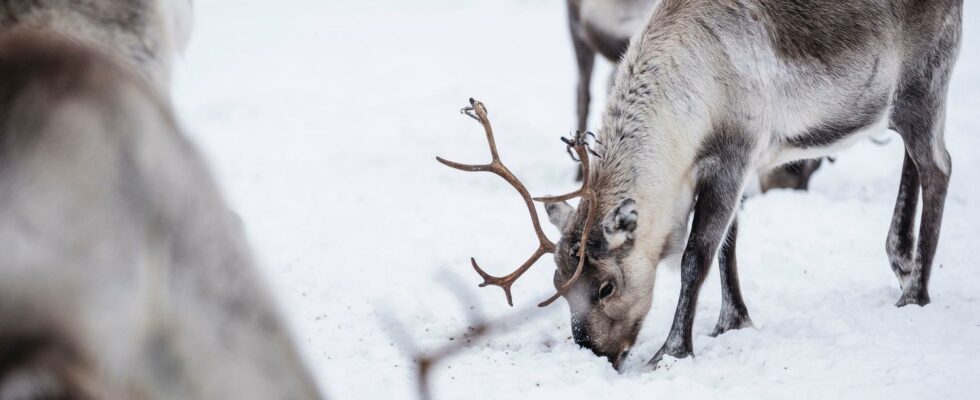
top-left (571, 319), bottom-right (591, 347)
top-left (572, 331), bottom-right (592, 349)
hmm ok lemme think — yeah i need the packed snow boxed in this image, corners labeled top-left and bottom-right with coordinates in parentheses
top-left (172, 1), bottom-right (980, 399)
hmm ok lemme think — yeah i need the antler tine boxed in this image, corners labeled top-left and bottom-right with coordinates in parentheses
top-left (533, 137), bottom-right (594, 203)
top-left (470, 244), bottom-right (551, 306)
top-left (382, 281), bottom-right (540, 400)
top-left (407, 303), bottom-right (538, 400)
top-left (437, 98), bottom-right (557, 306)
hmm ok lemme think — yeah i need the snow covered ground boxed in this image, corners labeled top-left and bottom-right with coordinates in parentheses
top-left (172, 1), bottom-right (980, 399)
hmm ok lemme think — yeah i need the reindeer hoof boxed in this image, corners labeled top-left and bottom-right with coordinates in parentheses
top-left (896, 288), bottom-right (930, 307)
top-left (710, 313), bottom-right (753, 337)
top-left (647, 343), bottom-right (693, 369)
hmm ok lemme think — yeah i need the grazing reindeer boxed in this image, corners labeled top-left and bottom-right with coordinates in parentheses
top-left (0, 0), bottom-right (194, 93)
top-left (447, 0), bottom-right (962, 369)
top-left (758, 158), bottom-right (824, 191)
top-left (0, 30), bottom-right (321, 399)
top-left (566, 0), bottom-right (824, 191)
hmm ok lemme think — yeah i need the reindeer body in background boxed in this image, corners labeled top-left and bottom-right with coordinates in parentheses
top-left (447, 0), bottom-right (962, 369)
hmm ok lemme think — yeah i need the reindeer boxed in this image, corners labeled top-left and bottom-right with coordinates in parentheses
top-left (0, 0), bottom-right (194, 94)
top-left (566, 0), bottom-right (824, 190)
top-left (443, 0), bottom-right (962, 370)
top-left (0, 30), bottom-right (322, 398)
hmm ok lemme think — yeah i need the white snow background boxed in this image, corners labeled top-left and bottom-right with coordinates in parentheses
top-left (172, 1), bottom-right (980, 399)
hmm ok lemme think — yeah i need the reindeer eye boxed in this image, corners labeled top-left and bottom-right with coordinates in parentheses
top-left (598, 281), bottom-right (615, 299)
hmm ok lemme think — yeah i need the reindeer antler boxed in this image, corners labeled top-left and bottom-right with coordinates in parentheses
top-left (534, 131), bottom-right (598, 307)
top-left (437, 98), bottom-right (597, 308)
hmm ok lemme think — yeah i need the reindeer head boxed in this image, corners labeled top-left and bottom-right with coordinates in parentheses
top-left (759, 158), bottom-right (824, 192)
top-left (438, 99), bottom-right (650, 370)
top-left (545, 196), bottom-right (652, 370)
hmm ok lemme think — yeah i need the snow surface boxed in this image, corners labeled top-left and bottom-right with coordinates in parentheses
top-left (172, 1), bottom-right (980, 399)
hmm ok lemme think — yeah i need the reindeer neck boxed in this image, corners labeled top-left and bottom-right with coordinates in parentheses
top-left (588, 26), bottom-right (717, 259)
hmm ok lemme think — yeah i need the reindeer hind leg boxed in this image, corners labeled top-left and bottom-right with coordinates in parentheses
top-left (566, 1), bottom-right (595, 181)
top-left (890, 100), bottom-right (950, 307)
top-left (886, 151), bottom-right (919, 290)
top-left (567, 1), bottom-right (595, 134)
top-left (888, 37), bottom-right (958, 306)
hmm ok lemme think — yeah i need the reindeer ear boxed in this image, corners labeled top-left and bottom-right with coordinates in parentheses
top-left (545, 201), bottom-right (574, 231)
top-left (603, 199), bottom-right (637, 249)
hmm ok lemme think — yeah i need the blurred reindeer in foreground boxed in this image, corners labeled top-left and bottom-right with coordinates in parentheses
top-left (566, 0), bottom-right (823, 190)
top-left (0, 29), bottom-right (322, 400)
top-left (0, 1), bottom-right (323, 397)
